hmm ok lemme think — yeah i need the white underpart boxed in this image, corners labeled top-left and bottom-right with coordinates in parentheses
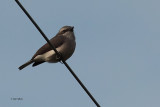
top-left (34, 45), bottom-right (64, 63)
top-left (34, 50), bottom-right (56, 62)
top-left (43, 50), bottom-right (55, 61)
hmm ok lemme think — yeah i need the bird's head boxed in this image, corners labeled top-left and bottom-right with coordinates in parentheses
top-left (58, 26), bottom-right (74, 35)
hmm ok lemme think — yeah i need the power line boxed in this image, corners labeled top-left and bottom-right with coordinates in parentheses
top-left (15, 0), bottom-right (100, 107)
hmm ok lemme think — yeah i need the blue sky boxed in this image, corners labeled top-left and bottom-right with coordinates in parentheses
top-left (0, 0), bottom-right (160, 107)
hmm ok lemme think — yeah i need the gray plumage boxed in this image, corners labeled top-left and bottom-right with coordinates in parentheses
top-left (19, 26), bottom-right (76, 70)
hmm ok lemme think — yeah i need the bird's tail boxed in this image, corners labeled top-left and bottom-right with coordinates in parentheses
top-left (19, 60), bottom-right (33, 70)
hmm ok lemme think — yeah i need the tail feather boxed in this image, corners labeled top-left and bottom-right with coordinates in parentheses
top-left (19, 60), bottom-right (33, 70)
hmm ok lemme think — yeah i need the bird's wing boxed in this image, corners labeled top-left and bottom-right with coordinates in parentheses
top-left (31, 35), bottom-right (66, 59)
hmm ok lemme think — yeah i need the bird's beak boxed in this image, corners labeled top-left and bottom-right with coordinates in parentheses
top-left (71, 26), bottom-right (74, 31)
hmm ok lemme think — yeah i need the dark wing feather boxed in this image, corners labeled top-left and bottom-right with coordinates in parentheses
top-left (32, 35), bottom-right (66, 59)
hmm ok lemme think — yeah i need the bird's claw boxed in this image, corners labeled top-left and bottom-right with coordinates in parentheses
top-left (56, 52), bottom-right (63, 64)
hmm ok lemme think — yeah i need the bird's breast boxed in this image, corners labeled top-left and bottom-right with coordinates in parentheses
top-left (57, 39), bottom-right (76, 61)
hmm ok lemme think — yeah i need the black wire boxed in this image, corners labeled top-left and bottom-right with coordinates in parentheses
top-left (15, 0), bottom-right (100, 107)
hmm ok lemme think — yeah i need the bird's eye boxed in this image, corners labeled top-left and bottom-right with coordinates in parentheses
top-left (62, 30), bottom-right (67, 33)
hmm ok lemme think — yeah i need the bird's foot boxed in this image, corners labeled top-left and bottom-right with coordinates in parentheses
top-left (56, 52), bottom-right (63, 63)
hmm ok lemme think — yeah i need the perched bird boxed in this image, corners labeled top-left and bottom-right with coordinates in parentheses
top-left (19, 26), bottom-right (76, 70)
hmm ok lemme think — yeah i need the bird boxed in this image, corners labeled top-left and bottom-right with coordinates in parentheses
top-left (19, 26), bottom-right (76, 70)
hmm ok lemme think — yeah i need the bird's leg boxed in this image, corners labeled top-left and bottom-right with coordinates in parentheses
top-left (56, 52), bottom-right (63, 64)
top-left (59, 61), bottom-right (63, 64)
